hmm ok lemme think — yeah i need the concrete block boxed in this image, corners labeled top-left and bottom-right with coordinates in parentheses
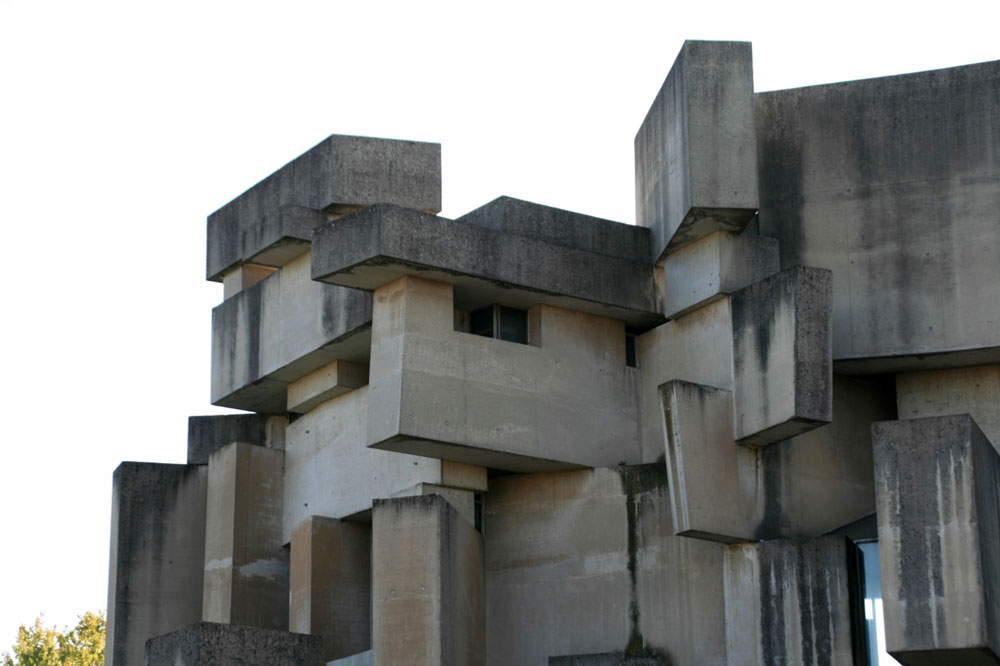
top-left (731, 266), bottom-right (833, 446)
top-left (372, 495), bottom-right (485, 666)
top-left (187, 414), bottom-right (287, 465)
top-left (222, 263), bottom-right (277, 300)
top-left (872, 415), bottom-right (1000, 663)
top-left (328, 651), bottom-right (373, 666)
top-left (203, 443), bottom-right (289, 631)
top-left (390, 483), bottom-right (476, 528)
top-left (287, 360), bottom-right (369, 414)
top-left (211, 251), bottom-right (373, 413)
top-left (145, 621), bottom-right (322, 666)
top-left (757, 60), bottom-right (1000, 370)
top-left (661, 230), bottom-right (778, 320)
top-left (440, 460), bottom-right (488, 492)
top-left (724, 537), bottom-right (865, 666)
top-left (207, 134), bottom-right (441, 281)
top-left (106, 463), bottom-right (207, 666)
top-left (549, 655), bottom-right (666, 665)
top-left (635, 40), bottom-right (758, 262)
top-left (289, 516), bottom-right (371, 662)
top-left (896, 364), bottom-right (1000, 449)
top-left (310, 203), bottom-right (660, 328)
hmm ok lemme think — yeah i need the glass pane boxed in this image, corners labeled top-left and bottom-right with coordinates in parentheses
top-left (469, 306), bottom-right (494, 337)
top-left (858, 541), bottom-right (902, 666)
top-left (497, 306), bottom-right (528, 344)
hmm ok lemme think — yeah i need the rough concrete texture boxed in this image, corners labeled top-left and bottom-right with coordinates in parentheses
top-left (145, 621), bottom-right (323, 666)
top-left (287, 360), bottom-right (369, 414)
top-left (106, 463), bottom-right (207, 666)
top-left (872, 415), bottom-right (1000, 664)
top-left (549, 654), bottom-right (667, 665)
top-left (372, 495), bottom-right (485, 666)
top-left (757, 60), bottom-right (1000, 371)
top-left (391, 483), bottom-right (476, 527)
top-left (661, 229), bottom-right (779, 320)
top-left (211, 251), bottom-right (373, 413)
top-left (207, 134), bottom-right (441, 281)
top-left (635, 40), bottom-right (759, 262)
top-left (485, 466), bottom-right (726, 666)
top-left (187, 413), bottom-right (287, 464)
top-left (366, 276), bottom-right (641, 471)
top-left (896, 364), bottom-right (1000, 450)
top-left (731, 266), bottom-right (833, 446)
top-left (202, 443), bottom-right (289, 631)
top-left (310, 203), bottom-right (661, 328)
top-left (289, 516), bottom-right (371, 662)
top-left (724, 537), bottom-right (865, 666)
top-left (222, 262), bottom-right (277, 300)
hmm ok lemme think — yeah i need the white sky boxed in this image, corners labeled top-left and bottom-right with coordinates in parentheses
top-left (0, 0), bottom-right (996, 642)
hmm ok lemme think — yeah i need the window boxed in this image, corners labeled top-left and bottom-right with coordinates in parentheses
top-left (857, 540), bottom-right (901, 666)
top-left (468, 304), bottom-right (528, 344)
top-left (625, 332), bottom-right (637, 367)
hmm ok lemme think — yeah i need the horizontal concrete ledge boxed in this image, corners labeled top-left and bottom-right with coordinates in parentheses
top-left (311, 203), bottom-right (663, 328)
top-left (549, 654), bottom-right (667, 665)
top-left (369, 434), bottom-right (589, 474)
top-left (833, 344), bottom-right (1000, 375)
top-left (145, 622), bottom-right (322, 666)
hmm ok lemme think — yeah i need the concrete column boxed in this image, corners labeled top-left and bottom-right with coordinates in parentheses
top-left (145, 621), bottom-right (322, 666)
top-left (372, 495), bottom-right (485, 666)
top-left (106, 462), bottom-right (207, 666)
top-left (289, 516), bottom-right (372, 662)
top-left (202, 442), bottom-right (289, 630)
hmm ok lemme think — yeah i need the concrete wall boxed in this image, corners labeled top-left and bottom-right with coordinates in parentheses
top-left (106, 463), bottom-right (207, 666)
top-left (896, 364), bottom-right (1000, 449)
top-left (145, 622), bottom-right (323, 666)
top-left (187, 413), bottom-right (286, 464)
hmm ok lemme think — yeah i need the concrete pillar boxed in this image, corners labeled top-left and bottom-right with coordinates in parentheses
top-left (202, 442), bottom-right (288, 630)
top-left (145, 621), bottom-right (322, 666)
top-left (187, 413), bottom-right (286, 464)
top-left (372, 495), bottom-right (485, 666)
top-left (106, 462), bottom-right (207, 666)
top-left (289, 516), bottom-right (372, 662)
top-left (896, 364), bottom-right (1000, 448)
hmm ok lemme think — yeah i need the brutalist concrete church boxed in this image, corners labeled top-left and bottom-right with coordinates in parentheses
top-left (105, 41), bottom-right (1000, 666)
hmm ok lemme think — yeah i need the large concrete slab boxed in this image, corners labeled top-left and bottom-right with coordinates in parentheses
top-left (145, 621), bottom-right (323, 666)
top-left (187, 413), bottom-right (287, 464)
top-left (757, 60), bottom-right (1000, 371)
top-left (896, 364), bottom-right (1000, 450)
top-left (207, 134), bottom-right (441, 281)
top-left (635, 40), bottom-right (758, 262)
top-left (106, 463), bottom-right (207, 666)
top-left (872, 415), bottom-right (1000, 664)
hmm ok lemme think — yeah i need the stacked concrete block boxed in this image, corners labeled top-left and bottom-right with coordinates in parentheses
top-left (187, 413), bottom-right (286, 464)
top-left (145, 622), bottom-right (323, 666)
top-left (287, 360), bottom-right (369, 414)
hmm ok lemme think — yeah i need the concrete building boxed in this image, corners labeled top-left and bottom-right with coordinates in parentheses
top-left (105, 41), bottom-right (1000, 666)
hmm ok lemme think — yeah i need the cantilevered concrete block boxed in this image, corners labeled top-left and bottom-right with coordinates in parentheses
top-left (145, 622), bottom-right (322, 666)
top-left (207, 134), bottom-right (441, 281)
top-left (203, 443), bottom-right (289, 631)
top-left (872, 415), bottom-right (1000, 664)
top-left (289, 516), bottom-right (371, 662)
top-left (731, 266), bottom-right (832, 446)
top-left (287, 360), bottom-right (369, 414)
top-left (724, 537), bottom-right (865, 666)
top-left (222, 262), bottom-right (277, 300)
top-left (661, 230), bottom-right (778, 319)
top-left (106, 463), bottom-right (207, 666)
top-left (635, 41), bottom-right (758, 262)
top-left (187, 413), bottom-right (287, 464)
top-left (372, 495), bottom-right (485, 666)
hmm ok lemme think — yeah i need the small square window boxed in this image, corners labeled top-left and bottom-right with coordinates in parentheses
top-left (468, 304), bottom-right (528, 344)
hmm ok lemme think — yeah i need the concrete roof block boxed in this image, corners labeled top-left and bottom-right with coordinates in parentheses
top-left (145, 622), bottom-right (323, 666)
top-left (635, 40), bottom-right (759, 262)
top-left (207, 134), bottom-right (441, 281)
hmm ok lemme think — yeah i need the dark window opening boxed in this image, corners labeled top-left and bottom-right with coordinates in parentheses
top-left (468, 304), bottom-right (528, 344)
top-left (474, 493), bottom-right (484, 533)
top-left (625, 332), bottom-right (637, 367)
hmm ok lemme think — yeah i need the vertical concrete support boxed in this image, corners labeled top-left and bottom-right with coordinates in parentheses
top-left (896, 364), bottom-right (1000, 448)
top-left (202, 443), bottom-right (289, 630)
top-left (145, 622), bottom-right (322, 666)
top-left (372, 495), bottom-right (485, 666)
top-left (872, 415), bottom-right (1000, 664)
top-left (731, 266), bottom-right (833, 446)
top-left (635, 40), bottom-right (758, 261)
top-left (724, 537), bottom-right (865, 666)
top-left (289, 516), bottom-right (372, 662)
top-left (106, 463), bottom-right (207, 666)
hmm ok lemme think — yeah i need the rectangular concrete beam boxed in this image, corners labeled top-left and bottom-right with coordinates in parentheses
top-left (872, 415), bottom-right (1000, 663)
top-left (287, 360), bottom-right (369, 414)
top-left (145, 622), bottom-right (322, 666)
top-left (106, 462), bottom-right (207, 666)
top-left (635, 40), bottom-right (758, 262)
top-left (187, 414), bottom-right (287, 465)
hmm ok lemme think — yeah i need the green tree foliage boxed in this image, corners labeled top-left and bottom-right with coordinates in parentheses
top-left (2, 612), bottom-right (104, 666)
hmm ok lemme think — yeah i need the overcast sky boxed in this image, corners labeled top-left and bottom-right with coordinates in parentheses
top-left (0, 0), bottom-right (996, 643)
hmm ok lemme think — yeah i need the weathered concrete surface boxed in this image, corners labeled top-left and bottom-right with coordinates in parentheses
top-left (207, 134), bottom-right (441, 281)
top-left (187, 413), bottom-right (287, 465)
top-left (896, 364), bottom-right (1000, 450)
top-left (145, 621), bottom-right (323, 666)
top-left (372, 495), bottom-right (485, 666)
top-left (329, 650), bottom-right (373, 666)
top-left (549, 654), bottom-right (667, 665)
top-left (287, 360), bottom-right (369, 414)
top-left (391, 483), bottom-right (476, 527)
top-left (724, 537), bottom-right (865, 666)
top-left (106, 463), bottom-right (207, 666)
top-left (311, 203), bottom-right (661, 328)
top-left (872, 415), bottom-right (1000, 664)
top-left (211, 251), bottom-right (373, 413)
top-left (366, 276), bottom-right (641, 471)
top-left (635, 40), bottom-right (758, 262)
top-left (289, 516), bottom-right (371, 662)
top-left (485, 466), bottom-right (726, 666)
top-left (202, 443), bottom-right (289, 630)
top-left (661, 230), bottom-right (778, 320)
top-left (757, 60), bottom-right (1000, 371)
top-left (222, 262), bottom-right (277, 300)
top-left (731, 266), bottom-right (833, 446)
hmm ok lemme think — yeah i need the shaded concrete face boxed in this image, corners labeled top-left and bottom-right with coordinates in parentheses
top-left (187, 413), bottom-right (286, 464)
top-left (106, 463), bottom-right (207, 666)
top-left (145, 621), bottom-right (323, 666)
top-left (757, 60), bottom-right (1000, 369)
top-left (372, 495), bottom-right (485, 666)
top-left (287, 360), bottom-right (369, 414)
top-left (896, 364), bottom-right (1000, 449)
top-left (872, 415), bottom-right (1000, 664)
